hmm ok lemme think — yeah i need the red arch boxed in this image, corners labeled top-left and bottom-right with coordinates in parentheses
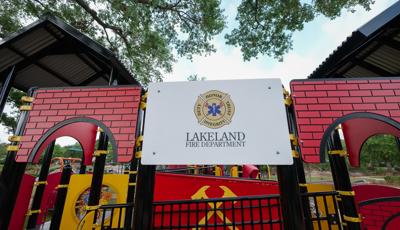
top-left (31, 122), bottom-right (97, 165)
top-left (342, 118), bottom-right (400, 167)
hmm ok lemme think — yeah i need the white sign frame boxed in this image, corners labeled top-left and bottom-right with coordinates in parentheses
top-left (141, 79), bottom-right (293, 165)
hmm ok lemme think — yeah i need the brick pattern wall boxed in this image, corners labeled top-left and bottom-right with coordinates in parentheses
top-left (290, 78), bottom-right (400, 162)
top-left (360, 200), bottom-right (400, 229)
top-left (16, 86), bottom-right (141, 163)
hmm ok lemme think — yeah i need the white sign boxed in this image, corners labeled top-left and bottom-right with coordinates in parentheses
top-left (141, 79), bottom-right (293, 165)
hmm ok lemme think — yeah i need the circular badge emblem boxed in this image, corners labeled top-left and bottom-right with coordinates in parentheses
top-left (194, 90), bottom-right (235, 129)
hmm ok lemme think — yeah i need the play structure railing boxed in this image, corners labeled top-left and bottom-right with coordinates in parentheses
top-left (79, 202), bottom-right (134, 229)
top-left (301, 191), bottom-right (341, 230)
top-left (87, 191), bottom-right (340, 229)
top-left (152, 194), bottom-right (283, 229)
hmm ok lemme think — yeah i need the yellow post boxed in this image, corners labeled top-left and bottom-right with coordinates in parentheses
top-left (214, 166), bottom-right (222, 176)
top-left (230, 166), bottom-right (238, 177)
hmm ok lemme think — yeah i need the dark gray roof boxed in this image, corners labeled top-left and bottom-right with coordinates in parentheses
top-left (308, 1), bottom-right (400, 79)
top-left (0, 15), bottom-right (140, 91)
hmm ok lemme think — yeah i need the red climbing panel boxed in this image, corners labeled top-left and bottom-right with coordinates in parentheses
top-left (16, 86), bottom-right (142, 163)
top-left (290, 78), bottom-right (400, 163)
top-left (342, 118), bottom-right (400, 167)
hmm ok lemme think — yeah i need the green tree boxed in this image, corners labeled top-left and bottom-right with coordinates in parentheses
top-left (0, 88), bottom-right (26, 134)
top-left (225, 0), bottom-right (374, 61)
top-left (360, 135), bottom-right (400, 170)
top-left (0, 0), bottom-right (374, 84)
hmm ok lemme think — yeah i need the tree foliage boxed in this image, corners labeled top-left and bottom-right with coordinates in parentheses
top-left (0, 0), bottom-right (375, 84)
top-left (0, 88), bottom-right (26, 134)
top-left (225, 0), bottom-right (374, 61)
top-left (0, 0), bottom-right (225, 85)
top-left (360, 135), bottom-right (400, 168)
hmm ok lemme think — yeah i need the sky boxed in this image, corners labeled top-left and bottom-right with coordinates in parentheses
top-left (0, 0), bottom-right (398, 144)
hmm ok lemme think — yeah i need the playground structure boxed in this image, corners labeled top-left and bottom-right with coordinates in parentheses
top-left (1, 3), bottom-right (400, 230)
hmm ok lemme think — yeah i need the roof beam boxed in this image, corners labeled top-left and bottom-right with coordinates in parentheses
top-left (7, 45), bottom-right (76, 85)
top-left (7, 39), bottom-right (69, 72)
top-left (382, 38), bottom-right (400, 50)
top-left (355, 59), bottom-right (393, 76)
top-left (333, 42), bottom-right (383, 76)
top-left (43, 26), bottom-right (110, 84)
top-left (78, 70), bottom-right (106, 86)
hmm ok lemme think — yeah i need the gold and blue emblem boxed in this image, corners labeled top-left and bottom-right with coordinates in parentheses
top-left (194, 90), bottom-right (235, 129)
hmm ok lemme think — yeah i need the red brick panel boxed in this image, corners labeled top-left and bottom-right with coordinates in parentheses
top-left (360, 201), bottom-right (400, 229)
top-left (16, 86), bottom-right (141, 163)
top-left (290, 78), bottom-right (400, 163)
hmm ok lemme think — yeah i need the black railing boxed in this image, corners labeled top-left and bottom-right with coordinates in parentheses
top-left (302, 191), bottom-right (342, 230)
top-left (152, 194), bottom-right (283, 229)
top-left (78, 202), bottom-right (134, 229)
top-left (89, 191), bottom-right (341, 229)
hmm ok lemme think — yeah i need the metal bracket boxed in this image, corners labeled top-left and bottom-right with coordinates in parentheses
top-left (85, 205), bottom-right (100, 211)
top-left (136, 135), bottom-right (143, 147)
top-left (55, 184), bottom-right (68, 189)
top-left (284, 97), bottom-right (293, 106)
top-left (291, 150), bottom-right (300, 158)
top-left (26, 209), bottom-right (41, 216)
top-left (343, 214), bottom-right (362, 223)
top-left (93, 150), bottom-right (108, 156)
top-left (328, 150), bottom-right (348, 157)
top-left (338, 190), bottom-right (355, 196)
top-left (7, 145), bottom-right (19, 151)
top-left (289, 134), bottom-right (298, 146)
top-left (19, 105), bottom-right (32, 111)
top-left (34, 181), bottom-right (48, 186)
top-left (21, 96), bottom-right (34, 103)
top-left (283, 88), bottom-right (290, 97)
top-left (8, 135), bottom-right (22, 142)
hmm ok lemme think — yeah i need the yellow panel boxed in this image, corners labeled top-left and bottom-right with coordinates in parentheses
top-left (306, 184), bottom-right (339, 230)
top-left (60, 174), bottom-right (129, 230)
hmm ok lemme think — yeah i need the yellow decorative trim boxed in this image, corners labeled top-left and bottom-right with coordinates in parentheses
top-left (55, 184), bottom-right (68, 189)
top-left (338, 190), bottom-right (355, 196)
top-left (8, 135), bottom-right (22, 142)
top-left (283, 88), bottom-right (290, 97)
top-left (343, 214), bottom-right (362, 223)
top-left (26, 209), bottom-right (41, 216)
top-left (328, 150), bottom-right (347, 157)
top-left (140, 101), bottom-right (146, 110)
top-left (336, 196), bottom-right (342, 201)
top-left (135, 151), bottom-right (142, 158)
top-left (141, 92), bottom-right (148, 101)
top-left (289, 134), bottom-right (298, 146)
top-left (124, 170), bottom-right (137, 175)
top-left (128, 182), bottom-right (136, 186)
top-left (97, 127), bottom-right (103, 132)
top-left (21, 96), bottom-right (34, 103)
top-left (136, 136), bottom-right (143, 147)
top-left (85, 205), bottom-right (100, 211)
top-left (93, 150), bottom-right (108, 156)
top-left (291, 150), bottom-right (300, 158)
top-left (19, 105), bottom-right (32, 111)
top-left (284, 97), bottom-right (293, 106)
top-left (34, 181), bottom-right (48, 186)
top-left (7, 145), bottom-right (19, 151)
top-left (299, 183), bottom-right (307, 187)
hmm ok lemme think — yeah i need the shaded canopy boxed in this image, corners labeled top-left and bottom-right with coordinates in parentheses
top-left (308, 1), bottom-right (400, 79)
top-left (0, 15), bottom-right (140, 91)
